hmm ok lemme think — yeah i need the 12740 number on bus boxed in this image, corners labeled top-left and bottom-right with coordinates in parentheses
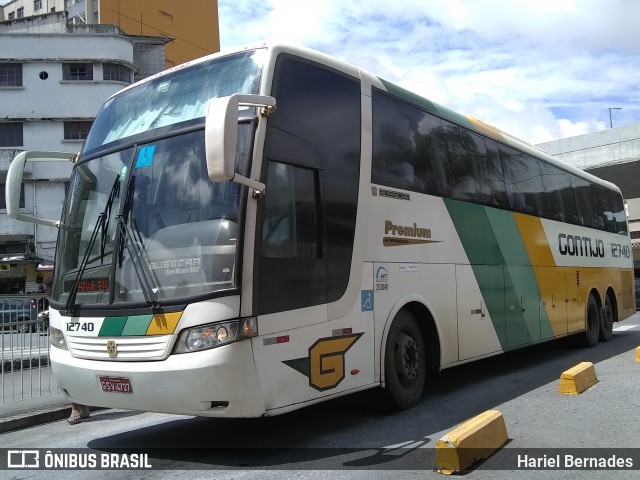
top-left (66, 322), bottom-right (95, 332)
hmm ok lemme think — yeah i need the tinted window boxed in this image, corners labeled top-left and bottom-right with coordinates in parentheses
top-left (540, 162), bottom-right (571, 222)
top-left (445, 124), bottom-right (507, 207)
top-left (572, 176), bottom-right (598, 228)
top-left (445, 122), bottom-right (484, 202)
top-left (372, 89), bottom-right (449, 196)
top-left (607, 189), bottom-right (628, 235)
top-left (501, 147), bottom-right (544, 216)
top-left (460, 128), bottom-right (486, 155)
top-left (261, 162), bottom-right (320, 259)
top-left (257, 56), bottom-right (361, 313)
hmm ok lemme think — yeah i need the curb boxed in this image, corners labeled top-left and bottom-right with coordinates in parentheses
top-left (435, 409), bottom-right (508, 475)
top-left (0, 404), bottom-right (72, 434)
top-left (558, 361), bottom-right (598, 394)
top-left (0, 405), bottom-right (107, 434)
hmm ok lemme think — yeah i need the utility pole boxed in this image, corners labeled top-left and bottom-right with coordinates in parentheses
top-left (609, 107), bottom-right (622, 128)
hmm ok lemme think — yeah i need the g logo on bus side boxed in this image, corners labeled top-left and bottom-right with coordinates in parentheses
top-left (283, 333), bottom-right (363, 391)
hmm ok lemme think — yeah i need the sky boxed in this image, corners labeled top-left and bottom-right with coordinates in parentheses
top-left (217, 0), bottom-right (640, 145)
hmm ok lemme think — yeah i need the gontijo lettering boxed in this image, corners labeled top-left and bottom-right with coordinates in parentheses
top-left (558, 233), bottom-right (605, 258)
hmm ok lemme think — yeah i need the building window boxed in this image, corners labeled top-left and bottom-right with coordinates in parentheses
top-left (64, 121), bottom-right (92, 140)
top-left (17, 7), bottom-right (24, 18)
top-left (34, 0), bottom-right (42, 10)
top-left (0, 123), bottom-right (23, 147)
top-left (0, 63), bottom-right (22, 87)
top-left (103, 63), bottom-right (132, 83)
top-left (0, 183), bottom-right (26, 209)
top-left (62, 63), bottom-right (93, 81)
top-left (8, 12), bottom-right (15, 19)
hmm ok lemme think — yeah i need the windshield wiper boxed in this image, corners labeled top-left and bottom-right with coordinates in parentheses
top-left (65, 174), bottom-right (120, 313)
top-left (116, 175), bottom-right (163, 311)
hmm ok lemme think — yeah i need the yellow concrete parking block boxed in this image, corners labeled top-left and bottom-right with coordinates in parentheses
top-left (435, 409), bottom-right (508, 475)
top-left (558, 361), bottom-right (598, 394)
top-left (636, 346), bottom-right (639, 363)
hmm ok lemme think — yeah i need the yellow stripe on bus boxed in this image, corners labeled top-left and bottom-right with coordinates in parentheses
top-left (146, 311), bottom-right (183, 335)
top-left (513, 214), bottom-right (567, 336)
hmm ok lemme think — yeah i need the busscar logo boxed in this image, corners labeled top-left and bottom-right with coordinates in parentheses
top-left (283, 333), bottom-right (363, 391)
top-left (378, 188), bottom-right (410, 201)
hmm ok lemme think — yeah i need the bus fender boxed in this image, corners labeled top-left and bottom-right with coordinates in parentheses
top-left (379, 293), bottom-right (441, 387)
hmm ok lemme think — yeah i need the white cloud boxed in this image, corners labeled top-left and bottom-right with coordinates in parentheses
top-left (218, 0), bottom-right (640, 143)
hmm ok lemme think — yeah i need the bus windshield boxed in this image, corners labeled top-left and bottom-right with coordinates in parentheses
top-left (52, 50), bottom-right (264, 310)
top-left (83, 49), bottom-right (265, 155)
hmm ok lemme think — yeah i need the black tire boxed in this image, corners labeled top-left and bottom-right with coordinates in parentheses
top-left (599, 294), bottom-right (614, 342)
top-left (383, 310), bottom-right (426, 410)
top-left (580, 294), bottom-right (600, 348)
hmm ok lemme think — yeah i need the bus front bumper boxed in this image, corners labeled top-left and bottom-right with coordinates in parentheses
top-left (50, 339), bottom-right (266, 418)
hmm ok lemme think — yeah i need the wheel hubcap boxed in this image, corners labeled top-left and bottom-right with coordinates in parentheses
top-left (395, 332), bottom-right (420, 386)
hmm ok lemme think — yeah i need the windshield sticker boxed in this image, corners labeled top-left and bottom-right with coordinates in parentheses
top-left (157, 80), bottom-right (171, 93)
top-left (136, 145), bottom-right (156, 168)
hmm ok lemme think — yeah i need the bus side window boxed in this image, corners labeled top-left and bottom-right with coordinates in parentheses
top-left (572, 176), bottom-right (598, 228)
top-left (539, 162), bottom-right (567, 222)
top-left (260, 161), bottom-right (320, 259)
top-left (500, 147), bottom-right (543, 216)
top-left (446, 122), bottom-right (492, 204)
top-left (371, 88), bottom-right (449, 196)
top-left (593, 185), bottom-right (609, 231)
top-left (607, 189), bottom-right (627, 235)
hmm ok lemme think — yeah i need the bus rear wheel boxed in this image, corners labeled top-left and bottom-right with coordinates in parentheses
top-left (383, 310), bottom-right (426, 410)
top-left (581, 294), bottom-right (601, 348)
top-left (599, 295), bottom-right (614, 342)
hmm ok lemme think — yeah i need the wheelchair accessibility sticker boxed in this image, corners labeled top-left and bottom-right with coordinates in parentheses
top-left (361, 290), bottom-right (373, 311)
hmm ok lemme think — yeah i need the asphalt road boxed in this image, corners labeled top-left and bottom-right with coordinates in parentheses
top-left (1, 313), bottom-right (639, 480)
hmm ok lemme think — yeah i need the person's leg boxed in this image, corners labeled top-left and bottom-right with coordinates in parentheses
top-left (68, 403), bottom-right (89, 424)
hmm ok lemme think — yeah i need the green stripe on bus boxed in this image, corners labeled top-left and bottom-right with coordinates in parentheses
top-left (444, 200), bottom-right (543, 349)
top-left (121, 315), bottom-right (154, 336)
top-left (98, 316), bottom-right (128, 336)
top-left (487, 209), bottom-right (543, 344)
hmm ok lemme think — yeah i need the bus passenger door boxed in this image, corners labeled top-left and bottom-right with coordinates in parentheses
top-left (457, 264), bottom-right (505, 360)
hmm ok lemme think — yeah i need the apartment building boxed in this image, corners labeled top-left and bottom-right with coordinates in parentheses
top-left (0, 1), bottom-right (219, 293)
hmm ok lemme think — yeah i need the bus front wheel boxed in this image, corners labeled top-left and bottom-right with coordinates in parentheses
top-left (383, 310), bottom-right (426, 410)
top-left (581, 295), bottom-right (601, 348)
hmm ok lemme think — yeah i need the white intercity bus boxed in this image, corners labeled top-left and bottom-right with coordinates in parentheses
top-left (6, 44), bottom-right (635, 417)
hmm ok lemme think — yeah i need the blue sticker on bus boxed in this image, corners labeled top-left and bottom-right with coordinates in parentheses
top-left (361, 290), bottom-right (373, 311)
top-left (135, 145), bottom-right (156, 168)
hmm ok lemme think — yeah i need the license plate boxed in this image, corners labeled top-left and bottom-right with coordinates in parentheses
top-left (99, 376), bottom-right (133, 394)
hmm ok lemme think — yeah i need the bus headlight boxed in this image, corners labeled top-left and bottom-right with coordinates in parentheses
top-left (50, 326), bottom-right (68, 350)
top-left (174, 317), bottom-right (257, 354)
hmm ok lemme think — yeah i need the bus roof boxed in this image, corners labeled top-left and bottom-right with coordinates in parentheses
top-left (105, 42), bottom-right (622, 195)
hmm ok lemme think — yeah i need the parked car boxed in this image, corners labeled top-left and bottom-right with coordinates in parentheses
top-left (0, 298), bottom-right (40, 333)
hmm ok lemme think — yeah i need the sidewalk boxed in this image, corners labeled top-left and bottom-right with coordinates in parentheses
top-left (0, 390), bottom-right (74, 433)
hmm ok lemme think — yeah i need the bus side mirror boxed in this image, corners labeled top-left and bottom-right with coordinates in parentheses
top-left (6, 150), bottom-right (77, 228)
top-left (205, 94), bottom-right (275, 194)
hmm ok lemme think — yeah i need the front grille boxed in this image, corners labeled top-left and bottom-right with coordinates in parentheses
top-left (67, 335), bottom-right (173, 361)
